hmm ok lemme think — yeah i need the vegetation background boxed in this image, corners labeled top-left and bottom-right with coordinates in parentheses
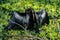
top-left (0, 0), bottom-right (60, 40)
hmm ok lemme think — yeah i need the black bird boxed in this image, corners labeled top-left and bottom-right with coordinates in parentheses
top-left (4, 8), bottom-right (39, 33)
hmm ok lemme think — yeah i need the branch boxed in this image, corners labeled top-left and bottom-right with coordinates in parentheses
top-left (51, 16), bottom-right (60, 34)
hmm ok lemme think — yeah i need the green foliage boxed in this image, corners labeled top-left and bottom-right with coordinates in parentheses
top-left (0, 0), bottom-right (60, 40)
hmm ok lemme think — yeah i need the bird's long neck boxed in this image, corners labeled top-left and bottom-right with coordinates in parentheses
top-left (29, 12), bottom-right (36, 23)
